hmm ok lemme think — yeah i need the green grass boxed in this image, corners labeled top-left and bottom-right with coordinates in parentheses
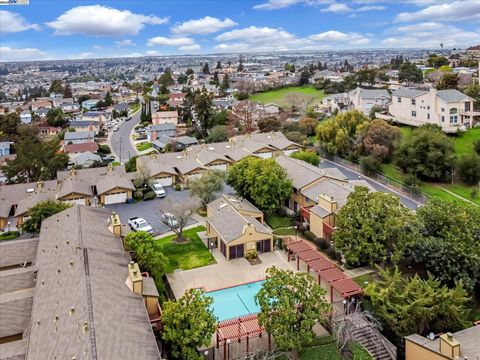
top-left (0, 231), bottom-right (20, 241)
top-left (353, 273), bottom-right (378, 289)
top-left (156, 226), bottom-right (215, 273)
top-left (299, 343), bottom-right (342, 360)
top-left (380, 163), bottom-right (404, 183)
top-left (112, 161), bottom-right (121, 166)
top-left (129, 102), bottom-right (140, 113)
top-left (250, 86), bottom-right (325, 108)
top-left (451, 128), bottom-right (480, 157)
top-left (442, 183), bottom-right (480, 206)
top-left (136, 142), bottom-right (153, 151)
top-left (349, 342), bottom-right (373, 360)
top-left (273, 228), bottom-right (306, 239)
top-left (265, 213), bottom-right (293, 229)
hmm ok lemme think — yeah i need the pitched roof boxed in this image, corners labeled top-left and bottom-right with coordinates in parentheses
top-left (64, 141), bottom-right (99, 153)
top-left (436, 89), bottom-right (473, 103)
top-left (96, 173), bottom-right (135, 195)
top-left (392, 88), bottom-right (427, 98)
top-left (0, 180), bottom-right (57, 207)
top-left (64, 131), bottom-right (95, 141)
top-left (0, 287), bottom-right (33, 338)
top-left (0, 237), bottom-right (39, 269)
top-left (14, 187), bottom-right (57, 216)
top-left (351, 87), bottom-right (391, 99)
top-left (275, 155), bottom-right (347, 189)
top-left (27, 206), bottom-right (161, 360)
top-left (56, 177), bottom-right (93, 199)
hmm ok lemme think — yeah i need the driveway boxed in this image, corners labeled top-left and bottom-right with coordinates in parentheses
top-left (110, 103), bottom-right (141, 163)
top-left (319, 158), bottom-right (422, 210)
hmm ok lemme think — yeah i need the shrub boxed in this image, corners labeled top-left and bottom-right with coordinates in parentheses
top-left (0, 231), bottom-right (20, 241)
top-left (326, 247), bottom-right (337, 259)
top-left (359, 155), bottom-right (380, 176)
top-left (475, 139), bottom-right (480, 155)
top-left (174, 184), bottom-right (181, 191)
top-left (125, 156), bottom-right (138, 173)
top-left (134, 189), bottom-right (144, 200)
top-left (143, 191), bottom-right (155, 201)
top-left (304, 230), bottom-right (316, 241)
top-left (278, 207), bottom-right (287, 217)
top-left (133, 178), bottom-right (145, 189)
top-left (245, 250), bottom-right (258, 260)
top-left (314, 237), bottom-right (329, 250)
top-left (97, 144), bottom-right (111, 154)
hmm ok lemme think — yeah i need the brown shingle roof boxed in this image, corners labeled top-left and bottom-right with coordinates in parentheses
top-left (0, 287), bottom-right (33, 338)
top-left (0, 237), bottom-right (39, 269)
top-left (26, 206), bottom-right (160, 360)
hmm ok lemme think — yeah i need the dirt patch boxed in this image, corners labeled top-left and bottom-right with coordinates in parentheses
top-left (247, 257), bottom-right (263, 265)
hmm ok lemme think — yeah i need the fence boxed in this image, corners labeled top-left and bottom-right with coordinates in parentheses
top-left (320, 151), bottom-right (427, 205)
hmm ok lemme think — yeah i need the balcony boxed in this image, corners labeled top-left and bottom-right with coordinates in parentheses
top-left (301, 205), bottom-right (313, 221)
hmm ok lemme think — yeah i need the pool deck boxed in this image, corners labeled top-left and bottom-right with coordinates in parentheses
top-left (166, 250), bottom-right (298, 299)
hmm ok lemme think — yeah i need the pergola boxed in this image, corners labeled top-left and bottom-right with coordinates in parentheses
top-left (216, 314), bottom-right (268, 357)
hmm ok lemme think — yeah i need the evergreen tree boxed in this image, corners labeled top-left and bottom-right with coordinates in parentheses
top-left (202, 62), bottom-right (210, 75)
top-left (194, 90), bottom-right (213, 133)
top-left (220, 73), bottom-right (230, 94)
top-left (215, 60), bottom-right (222, 69)
top-left (237, 59), bottom-right (244, 72)
top-left (212, 71), bottom-right (219, 86)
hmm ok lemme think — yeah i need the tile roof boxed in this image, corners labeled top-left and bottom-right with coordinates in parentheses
top-left (26, 206), bottom-right (160, 360)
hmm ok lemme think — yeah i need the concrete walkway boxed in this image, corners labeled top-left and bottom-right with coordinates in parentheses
top-left (433, 184), bottom-right (479, 206)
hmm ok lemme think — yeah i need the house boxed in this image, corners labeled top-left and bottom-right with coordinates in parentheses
top-left (349, 87), bottom-right (391, 114)
top-left (171, 135), bottom-right (198, 151)
top-left (152, 110), bottom-right (178, 125)
top-left (50, 93), bottom-right (63, 107)
top-left (321, 93), bottom-right (349, 113)
top-left (137, 153), bottom-right (178, 187)
top-left (383, 87), bottom-right (478, 132)
top-left (64, 141), bottom-right (98, 154)
top-left (82, 111), bottom-right (104, 122)
top-left (69, 120), bottom-right (100, 133)
top-left (31, 99), bottom-right (52, 111)
top-left (64, 130), bottom-right (95, 145)
top-left (70, 152), bottom-right (102, 168)
top-left (167, 93), bottom-right (186, 107)
top-left (60, 102), bottom-right (80, 112)
top-left (37, 125), bottom-right (61, 141)
top-left (405, 325), bottom-right (480, 360)
top-left (146, 123), bottom-right (177, 141)
top-left (264, 103), bottom-right (280, 114)
top-left (0, 206), bottom-right (161, 359)
top-left (0, 142), bottom-right (12, 157)
top-left (81, 99), bottom-right (99, 110)
top-left (206, 194), bottom-right (273, 260)
top-left (32, 108), bottom-right (49, 118)
top-left (19, 110), bottom-right (32, 124)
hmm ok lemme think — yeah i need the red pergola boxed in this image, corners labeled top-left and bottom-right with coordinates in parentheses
top-left (216, 314), bottom-right (267, 357)
top-left (331, 278), bottom-right (364, 298)
top-left (296, 249), bottom-right (323, 270)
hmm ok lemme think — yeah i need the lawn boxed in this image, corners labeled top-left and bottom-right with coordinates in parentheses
top-left (265, 213), bottom-right (293, 229)
top-left (273, 227), bottom-right (306, 239)
top-left (452, 128), bottom-right (480, 157)
top-left (250, 86), bottom-right (325, 108)
top-left (136, 142), bottom-right (153, 151)
top-left (0, 231), bottom-right (20, 241)
top-left (299, 343), bottom-right (343, 360)
top-left (156, 226), bottom-right (215, 273)
top-left (129, 102), bottom-right (140, 113)
top-left (353, 273), bottom-right (378, 289)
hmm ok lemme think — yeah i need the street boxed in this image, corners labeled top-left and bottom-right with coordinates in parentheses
top-left (110, 104), bottom-right (141, 163)
top-left (319, 158), bottom-right (422, 210)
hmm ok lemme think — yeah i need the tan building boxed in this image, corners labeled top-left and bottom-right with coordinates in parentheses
top-left (349, 87), bottom-right (391, 114)
top-left (405, 326), bottom-right (480, 360)
top-left (0, 206), bottom-right (161, 360)
top-left (383, 87), bottom-right (478, 133)
top-left (152, 110), bottom-right (179, 125)
top-left (206, 194), bottom-right (272, 260)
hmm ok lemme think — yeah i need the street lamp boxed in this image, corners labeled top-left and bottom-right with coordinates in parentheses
top-left (343, 299), bottom-right (347, 315)
top-left (7, 221), bottom-right (10, 233)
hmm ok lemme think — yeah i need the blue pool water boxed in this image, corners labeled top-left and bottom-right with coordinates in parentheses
top-left (207, 280), bottom-right (265, 321)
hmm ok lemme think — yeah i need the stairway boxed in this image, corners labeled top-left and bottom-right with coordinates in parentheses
top-left (351, 326), bottom-right (396, 360)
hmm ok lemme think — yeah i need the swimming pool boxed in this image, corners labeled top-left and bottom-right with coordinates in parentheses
top-left (206, 280), bottom-right (265, 321)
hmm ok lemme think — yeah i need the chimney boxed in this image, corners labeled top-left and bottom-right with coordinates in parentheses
top-left (108, 211), bottom-right (122, 235)
top-left (37, 180), bottom-right (43, 189)
top-left (107, 163), bottom-right (113, 173)
top-left (151, 129), bottom-right (157, 141)
top-left (70, 168), bottom-right (76, 177)
top-left (126, 261), bottom-right (143, 295)
top-left (439, 333), bottom-right (460, 359)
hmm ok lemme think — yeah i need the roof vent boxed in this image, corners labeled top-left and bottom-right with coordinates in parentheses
top-left (226, 145), bottom-right (231, 149)
top-left (70, 307), bottom-right (75, 315)
top-left (26, 188), bottom-right (35, 193)
top-left (176, 155), bottom-right (182, 159)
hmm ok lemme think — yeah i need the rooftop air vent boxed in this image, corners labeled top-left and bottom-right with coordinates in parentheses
top-left (26, 188), bottom-right (35, 193)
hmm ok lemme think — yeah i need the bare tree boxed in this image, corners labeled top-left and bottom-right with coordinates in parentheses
top-left (230, 100), bottom-right (264, 134)
top-left (285, 93), bottom-right (302, 112)
top-left (158, 198), bottom-right (199, 242)
top-left (239, 350), bottom-right (289, 360)
top-left (235, 79), bottom-right (256, 94)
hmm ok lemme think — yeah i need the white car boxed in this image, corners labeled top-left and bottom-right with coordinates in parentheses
top-left (113, 126), bottom-right (119, 132)
top-left (161, 212), bottom-right (179, 228)
top-left (128, 217), bottom-right (153, 234)
top-left (151, 183), bottom-right (166, 198)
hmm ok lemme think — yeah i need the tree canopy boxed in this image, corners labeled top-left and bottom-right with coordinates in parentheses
top-left (357, 119), bottom-right (401, 161)
top-left (255, 267), bottom-right (331, 352)
top-left (227, 157), bottom-right (292, 214)
top-left (457, 153), bottom-right (480, 185)
top-left (46, 108), bottom-right (67, 127)
top-left (365, 267), bottom-right (469, 339)
top-left (22, 200), bottom-right (71, 234)
top-left (395, 125), bottom-right (455, 181)
top-left (189, 170), bottom-right (226, 210)
top-left (194, 90), bottom-right (213, 133)
top-left (207, 124), bottom-right (228, 143)
top-left (162, 289), bottom-right (216, 360)
top-left (333, 186), bottom-right (419, 267)
top-left (413, 198), bottom-right (480, 292)
top-left (398, 62), bottom-right (423, 85)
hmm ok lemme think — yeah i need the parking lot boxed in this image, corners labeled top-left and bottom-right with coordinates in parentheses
top-left (105, 187), bottom-right (198, 236)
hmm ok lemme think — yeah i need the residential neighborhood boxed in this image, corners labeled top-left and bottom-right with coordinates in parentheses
top-left (1, 1), bottom-right (480, 360)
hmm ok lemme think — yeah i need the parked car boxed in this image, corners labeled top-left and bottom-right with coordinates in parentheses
top-left (161, 212), bottom-right (179, 228)
top-left (128, 217), bottom-right (153, 234)
top-left (126, 116), bottom-right (132, 121)
top-left (113, 126), bottom-right (119, 132)
top-left (151, 183), bottom-right (166, 198)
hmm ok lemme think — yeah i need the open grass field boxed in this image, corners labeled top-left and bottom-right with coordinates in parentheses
top-left (250, 86), bottom-right (325, 108)
top-left (156, 226), bottom-right (215, 273)
top-left (265, 213), bottom-right (293, 229)
top-left (452, 128), bottom-right (480, 157)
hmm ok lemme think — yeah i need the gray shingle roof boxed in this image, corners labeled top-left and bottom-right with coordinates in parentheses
top-left (26, 206), bottom-right (160, 360)
top-left (0, 339), bottom-right (28, 360)
top-left (95, 173), bottom-right (135, 195)
top-left (56, 178), bottom-right (93, 199)
top-left (437, 89), bottom-right (472, 103)
top-left (0, 237), bottom-right (39, 269)
top-left (352, 87), bottom-right (391, 99)
top-left (392, 88), bottom-right (427, 98)
top-left (0, 287), bottom-right (33, 338)
top-left (64, 131), bottom-right (95, 141)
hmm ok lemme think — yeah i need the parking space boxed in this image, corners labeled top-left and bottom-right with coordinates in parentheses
top-left (105, 187), bottom-right (196, 236)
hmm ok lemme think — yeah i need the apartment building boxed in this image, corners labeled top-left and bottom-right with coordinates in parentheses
top-left (385, 87), bottom-right (477, 133)
top-left (349, 87), bottom-right (391, 114)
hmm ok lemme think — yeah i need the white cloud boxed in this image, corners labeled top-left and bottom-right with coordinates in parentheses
top-left (396, 1), bottom-right (480, 22)
top-left (382, 22), bottom-right (480, 48)
top-left (357, 5), bottom-right (385, 11)
top-left (321, 2), bottom-right (352, 13)
top-left (172, 16), bottom-right (237, 35)
top-left (0, 46), bottom-right (50, 62)
top-left (147, 36), bottom-right (196, 47)
top-left (46, 5), bottom-right (168, 36)
top-left (308, 30), bottom-right (369, 44)
top-left (179, 44), bottom-right (201, 51)
top-left (115, 39), bottom-right (135, 46)
top-left (68, 52), bottom-right (94, 59)
top-left (0, 10), bottom-right (40, 34)
top-left (253, 0), bottom-right (306, 10)
top-left (93, 45), bottom-right (104, 50)
top-left (145, 50), bottom-right (161, 56)
top-left (216, 26), bottom-right (297, 44)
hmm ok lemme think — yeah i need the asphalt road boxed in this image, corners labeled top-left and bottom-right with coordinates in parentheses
top-left (319, 158), bottom-right (422, 210)
top-left (110, 105), bottom-right (141, 163)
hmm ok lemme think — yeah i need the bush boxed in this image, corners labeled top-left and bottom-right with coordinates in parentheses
top-left (298, 223), bottom-right (308, 233)
top-left (143, 191), bottom-right (155, 201)
top-left (134, 189), bottom-right (144, 200)
top-left (97, 144), bottom-right (111, 154)
top-left (359, 155), bottom-right (380, 176)
top-left (245, 250), bottom-right (258, 260)
top-left (457, 154), bottom-right (480, 185)
top-left (174, 184), bottom-right (181, 191)
top-left (326, 247), bottom-right (337, 259)
top-left (125, 156), bottom-right (137, 172)
top-left (304, 230), bottom-right (316, 241)
top-left (278, 207), bottom-right (288, 217)
top-left (475, 140), bottom-right (480, 155)
top-left (314, 237), bottom-right (329, 250)
top-left (133, 178), bottom-right (145, 189)
top-left (0, 231), bottom-right (20, 241)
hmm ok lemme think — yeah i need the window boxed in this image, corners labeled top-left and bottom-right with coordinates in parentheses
top-left (412, 111), bottom-right (417, 117)
top-left (411, 99), bottom-right (416, 105)
top-left (441, 116), bottom-right (445, 122)
top-left (449, 108), bottom-right (458, 124)
top-left (397, 97), bottom-right (401, 103)
top-left (427, 113), bottom-right (430, 120)
top-left (441, 107), bottom-right (445, 112)
top-left (427, 106), bottom-right (430, 110)
top-left (465, 102), bottom-right (471, 111)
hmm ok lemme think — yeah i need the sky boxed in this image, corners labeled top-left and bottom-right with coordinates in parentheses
top-left (0, 0), bottom-right (479, 62)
